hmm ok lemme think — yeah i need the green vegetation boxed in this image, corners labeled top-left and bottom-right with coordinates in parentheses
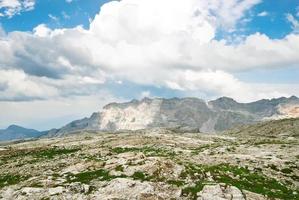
top-left (179, 163), bottom-right (299, 200)
top-left (281, 168), bottom-right (293, 174)
top-left (181, 181), bottom-right (204, 200)
top-left (66, 168), bottom-right (165, 184)
top-left (251, 139), bottom-right (298, 145)
top-left (167, 179), bottom-right (185, 187)
top-left (34, 147), bottom-right (80, 159)
top-left (115, 165), bottom-right (124, 172)
top-left (66, 169), bottom-right (125, 184)
top-left (111, 146), bottom-right (176, 157)
top-left (190, 144), bottom-right (212, 155)
top-left (0, 147), bottom-right (81, 164)
top-left (132, 171), bottom-right (151, 181)
top-left (0, 174), bottom-right (28, 188)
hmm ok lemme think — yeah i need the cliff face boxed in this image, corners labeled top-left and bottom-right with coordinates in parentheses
top-left (48, 96), bottom-right (299, 136)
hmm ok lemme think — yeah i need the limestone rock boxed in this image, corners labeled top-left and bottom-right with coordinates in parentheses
top-left (197, 184), bottom-right (245, 200)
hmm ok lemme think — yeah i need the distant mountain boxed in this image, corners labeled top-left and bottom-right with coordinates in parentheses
top-left (47, 96), bottom-right (299, 137)
top-left (0, 125), bottom-right (44, 141)
top-left (226, 117), bottom-right (299, 138)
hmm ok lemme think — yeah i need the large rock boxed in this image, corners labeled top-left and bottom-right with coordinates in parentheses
top-left (93, 178), bottom-right (155, 199)
top-left (197, 184), bottom-right (245, 200)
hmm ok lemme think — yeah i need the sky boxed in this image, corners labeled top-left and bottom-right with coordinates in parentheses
top-left (0, 0), bottom-right (299, 130)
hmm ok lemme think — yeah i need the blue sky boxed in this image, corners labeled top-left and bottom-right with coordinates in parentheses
top-left (0, 0), bottom-right (299, 130)
top-left (1, 0), bottom-right (109, 31)
top-left (1, 0), bottom-right (298, 38)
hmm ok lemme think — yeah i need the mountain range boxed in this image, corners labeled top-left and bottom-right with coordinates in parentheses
top-left (48, 96), bottom-right (299, 137)
top-left (1, 96), bottom-right (299, 141)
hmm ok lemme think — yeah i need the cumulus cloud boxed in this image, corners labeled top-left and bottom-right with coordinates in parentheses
top-left (0, 69), bottom-right (58, 101)
top-left (0, 0), bottom-right (35, 17)
top-left (0, 0), bottom-right (298, 103)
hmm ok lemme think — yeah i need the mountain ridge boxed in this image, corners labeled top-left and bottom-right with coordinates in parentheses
top-left (3, 96), bottom-right (298, 140)
top-left (0, 125), bottom-right (44, 142)
top-left (46, 96), bottom-right (299, 137)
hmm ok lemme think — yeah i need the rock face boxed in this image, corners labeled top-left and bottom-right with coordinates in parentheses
top-left (48, 96), bottom-right (299, 136)
top-left (197, 184), bottom-right (245, 200)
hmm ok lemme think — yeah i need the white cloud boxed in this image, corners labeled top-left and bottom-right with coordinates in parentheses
top-left (0, 93), bottom-right (121, 130)
top-left (0, 0), bottom-right (35, 18)
top-left (0, 0), bottom-right (298, 104)
top-left (257, 11), bottom-right (268, 17)
top-left (48, 14), bottom-right (59, 21)
top-left (65, 0), bottom-right (73, 3)
top-left (0, 69), bottom-right (58, 101)
top-left (286, 13), bottom-right (299, 33)
top-left (201, 0), bottom-right (262, 29)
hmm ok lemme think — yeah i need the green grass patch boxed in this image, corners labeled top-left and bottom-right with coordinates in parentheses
top-left (167, 179), bottom-right (185, 187)
top-left (181, 181), bottom-right (204, 200)
top-left (111, 146), bottom-right (176, 157)
top-left (132, 171), bottom-right (150, 181)
top-left (66, 169), bottom-right (126, 184)
top-left (115, 165), bottom-right (124, 172)
top-left (34, 147), bottom-right (80, 159)
top-left (205, 164), bottom-right (299, 200)
top-left (179, 163), bottom-right (299, 200)
top-left (190, 144), bottom-right (221, 155)
top-left (0, 174), bottom-right (29, 188)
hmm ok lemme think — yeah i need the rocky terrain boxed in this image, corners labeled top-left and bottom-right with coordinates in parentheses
top-left (0, 118), bottom-right (298, 199)
top-left (48, 96), bottom-right (299, 137)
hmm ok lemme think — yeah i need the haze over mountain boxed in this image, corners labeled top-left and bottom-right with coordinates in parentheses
top-left (0, 125), bottom-right (44, 142)
top-left (46, 96), bottom-right (299, 137)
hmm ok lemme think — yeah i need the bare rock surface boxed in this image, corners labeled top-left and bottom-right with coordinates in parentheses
top-left (0, 118), bottom-right (298, 199)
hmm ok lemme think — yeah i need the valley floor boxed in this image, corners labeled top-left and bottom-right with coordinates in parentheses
top-left (0, 128), bottom-right (298, 199)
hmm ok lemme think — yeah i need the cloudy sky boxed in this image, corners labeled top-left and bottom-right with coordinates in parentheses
top-left (0, 0), bottom-right (299, 130)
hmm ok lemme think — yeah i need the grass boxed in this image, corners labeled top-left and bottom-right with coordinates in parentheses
top-left (0, 174), bottom-right (29, 188)
top-left (181, 181), bottom-right (204, 200)
top-left (115, 165), bottom-right (124, 172)
top-left (111, 146), bottom-right (176, 157)
top-left (178, 163), bottom-right (299, 200)
top-left (66, 169), bottom-right (161, 184)
top-left (205, 164), bottom-right (299, 200)
top-left (66, 169), bottom-right (124, 184)
top-left (0, 147), bottom-right (81, 164)
top-left (167, 179), bottom-right (185, 187)
top-left (190, 144), bottom-right (221, 155)
top-left (34, 147), bottom-right (80, 159)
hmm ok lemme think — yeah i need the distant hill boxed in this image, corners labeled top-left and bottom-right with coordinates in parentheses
top-left (0, 125), bottom-right (44, 141)
top-left (46, 96), bottom-right (299, 137)
top-left (226, 117), bottom-right (299, 138)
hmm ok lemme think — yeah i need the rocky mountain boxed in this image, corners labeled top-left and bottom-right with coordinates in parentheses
top-left (0, 125), bottom-right (44, 141)
top-left (48, 96), bottom-right (299, 137)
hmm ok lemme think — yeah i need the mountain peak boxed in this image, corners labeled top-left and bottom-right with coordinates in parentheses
top-left (215, 97), bottom-right (237, 102)
top-left (7, 124), bottom-right (25, 130)
top-left (289, 95), bottom-right (299, 100)
top-left (0, 125), bottom-right (43, 142)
